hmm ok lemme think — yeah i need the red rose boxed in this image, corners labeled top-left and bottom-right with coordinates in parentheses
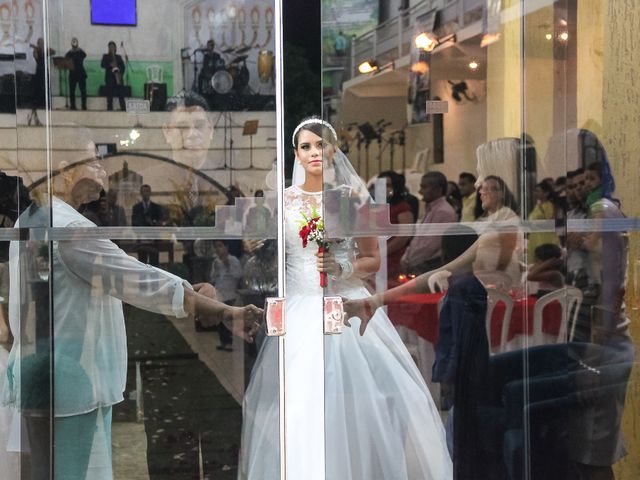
top-left (299, 225), bottom-right (310, 247)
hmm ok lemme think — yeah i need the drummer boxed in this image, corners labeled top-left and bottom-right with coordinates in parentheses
top-left (199, 39), bottom-right (224, 94)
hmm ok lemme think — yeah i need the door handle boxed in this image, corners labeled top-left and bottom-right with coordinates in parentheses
top-left (264, 297), bottom-right (286, 336)
top-left (323, 296), bottom-right (344, 335)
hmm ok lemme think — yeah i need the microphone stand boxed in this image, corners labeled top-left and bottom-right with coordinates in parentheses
top-left (389, 134), bottom-right (396, 171)
top-left (120, 41), bottom-right (133, 88)
top-left (399, 129), bottom-right (406, 172)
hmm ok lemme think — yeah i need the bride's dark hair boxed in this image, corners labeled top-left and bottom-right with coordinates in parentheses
top-left (292, 116), bottom-right (337, 148)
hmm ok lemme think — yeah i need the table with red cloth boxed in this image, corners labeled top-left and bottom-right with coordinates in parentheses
top-left (388, 292), bottom-right (562, 349)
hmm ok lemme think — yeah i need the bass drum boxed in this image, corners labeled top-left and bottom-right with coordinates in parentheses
top-left (227, 63), bottom-right (250, 92)
top-left (211, 70), bottom-right (233, 94)
top-left (258, 50), bottom-right (274, 83)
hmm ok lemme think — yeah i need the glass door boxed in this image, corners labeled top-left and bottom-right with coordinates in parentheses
top-left (0, 0), bottom-right (286, 478)
top-left (321, 0), bottom-right (640, 479)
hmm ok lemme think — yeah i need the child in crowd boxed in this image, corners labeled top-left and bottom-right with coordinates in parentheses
top-left (527, 243), bottom-right (565, 297)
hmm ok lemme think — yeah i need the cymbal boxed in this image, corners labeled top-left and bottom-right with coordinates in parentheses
top-left (230, 54), bottom-right (248, 64)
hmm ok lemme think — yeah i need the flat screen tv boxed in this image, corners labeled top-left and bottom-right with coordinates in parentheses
top-left (91, 0), bottom-right (137, 26)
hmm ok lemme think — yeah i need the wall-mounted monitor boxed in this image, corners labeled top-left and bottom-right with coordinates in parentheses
top-left (91, 0), bottom-right (137, 26)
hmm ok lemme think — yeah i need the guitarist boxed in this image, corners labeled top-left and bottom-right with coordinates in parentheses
top-left (100, 41), bottom-right (126, 111)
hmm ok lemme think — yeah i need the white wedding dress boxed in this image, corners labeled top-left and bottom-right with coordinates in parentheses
top-left (239, 185), bottom-right (452, 480)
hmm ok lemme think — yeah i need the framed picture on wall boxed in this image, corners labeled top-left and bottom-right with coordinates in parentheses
top-left (91, 0), bottom-right (137, 26)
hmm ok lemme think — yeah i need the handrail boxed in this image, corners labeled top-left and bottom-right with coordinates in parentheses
top-left (347, 0), bottom-right (485, 79)
top-left (349, 0), bottom-right (438, 78)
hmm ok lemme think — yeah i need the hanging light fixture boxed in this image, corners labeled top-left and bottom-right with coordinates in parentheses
top-left (358, 59), bottom-right (378, 74)
top-left (480, 33), bottom-right (501, 48)
top-left (414, 32), bottom-right (438, 52)
top-left (414, 32), bottom-right (456, 52)
top-left (357, 59), bottom-right (394, 75)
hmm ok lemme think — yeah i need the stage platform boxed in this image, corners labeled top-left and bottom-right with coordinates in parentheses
top-left (0, 108), bottom-right (278, 195)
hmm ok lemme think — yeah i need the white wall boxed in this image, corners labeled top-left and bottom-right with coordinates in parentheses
top-left (427, 78), bottom-right (486, 180)
top-left (47, 0), bottom-right (184, 88)
top-left (52, 0), bottom-right (183, 60)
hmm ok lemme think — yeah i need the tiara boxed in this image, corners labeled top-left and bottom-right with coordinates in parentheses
top-left (292, 118), bottom-right (338, 147)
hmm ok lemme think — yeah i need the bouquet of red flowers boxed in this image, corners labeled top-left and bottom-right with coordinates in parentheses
top-left (297, 206), bottom-right (329, 287)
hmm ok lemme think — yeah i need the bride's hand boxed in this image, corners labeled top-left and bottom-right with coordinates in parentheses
top-left (343, 295), bottom-right (380, 336)
top-left (316, 250), bottom-right (340, 276)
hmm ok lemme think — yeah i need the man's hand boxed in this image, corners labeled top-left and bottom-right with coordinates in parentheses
top-left (222, 304), bottom-right (264, 343)
top-left (343, 296), bottom-right (378, 336)
top-left (193, 283), bottom-right (217, 300)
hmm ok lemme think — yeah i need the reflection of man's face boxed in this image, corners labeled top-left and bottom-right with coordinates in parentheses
top-left (70, 142), bottom-right (106, 190)
top-left (163, 107), bottom-right (214, 168)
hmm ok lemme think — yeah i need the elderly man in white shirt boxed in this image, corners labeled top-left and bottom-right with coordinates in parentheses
top-left (0, 138), bottom-right (261, 480)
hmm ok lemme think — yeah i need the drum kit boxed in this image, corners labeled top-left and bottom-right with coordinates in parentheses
top-left (192, 43), bottom-right (275, 95)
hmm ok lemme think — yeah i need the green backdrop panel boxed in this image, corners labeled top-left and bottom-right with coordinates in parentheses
top-left (60, 60), bottom-right (174, 99)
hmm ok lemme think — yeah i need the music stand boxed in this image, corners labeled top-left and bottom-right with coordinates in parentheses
top-left (358, 122), bottom-right (378, 180)
top-left (53, 56), bottom-right (73, 109)
top-left (243, 120), bottom-right (259, 168)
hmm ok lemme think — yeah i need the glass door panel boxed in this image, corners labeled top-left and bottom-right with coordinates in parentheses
top-left (0, 9), bottom-right (52, 478)
top-left (321, 0), bottom-right (640, 479)
top-left (1, 0), bottom-right (285, 478)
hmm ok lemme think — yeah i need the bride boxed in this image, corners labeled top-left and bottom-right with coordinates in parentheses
top-left (238, 117), bottom-right (452, 480)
